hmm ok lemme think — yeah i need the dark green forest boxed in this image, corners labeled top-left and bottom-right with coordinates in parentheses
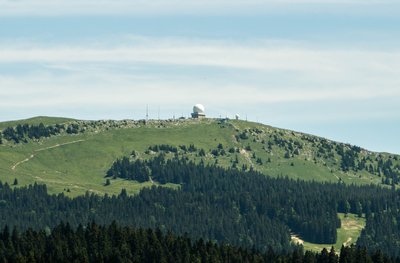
top-left (357, 210), bottom-right (400, 258)
top-left (2, 154), bottom-right (400, 257)
top-left (0, 222), bottom-right (397, 263)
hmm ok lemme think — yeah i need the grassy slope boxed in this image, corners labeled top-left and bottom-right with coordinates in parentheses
top-left (229, 121), bottom-right (375, 183)
top-left (294, 213), bottom-right (366, 253)
top-left (0, 119), bottom-right (233, 196)
top-left (0, 117), bottom-right (397, 197)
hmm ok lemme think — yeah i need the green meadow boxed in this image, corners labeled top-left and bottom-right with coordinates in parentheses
top-left (0, 117), bottom-right (396, 197)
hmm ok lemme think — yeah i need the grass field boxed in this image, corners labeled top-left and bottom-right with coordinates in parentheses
top-left (292, 213), bottom-right (366, 253)
top-left (0, 116), bottom-right (396, 196)
top-left (0, 118), bottom-right (235, 196)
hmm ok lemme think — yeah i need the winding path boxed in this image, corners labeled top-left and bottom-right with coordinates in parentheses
top-left (11, 139), bottom-right (85, 171)
top-left (11, 155), bottom-right (35, 170)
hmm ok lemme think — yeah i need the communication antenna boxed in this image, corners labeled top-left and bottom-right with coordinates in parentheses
top-left (158, 106), bottom-right (160, 120)
top-left (146, 104), bottom-right (149, 121)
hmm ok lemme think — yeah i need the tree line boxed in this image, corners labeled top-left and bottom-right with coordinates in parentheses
top-left (106, 152), bottom-right (400, 253)
top-left (0, 123), bottom-right (82, 144)
top-left (0, 221), bottom-right (397, 263)
top-left (357, 209), bottom-right (400, 258)
top-left (2, 153), bottom-right (400, 253)
top-left (1, 123), bottom-right (62, 143)
top-left (2, 153), bottom-right (400, 255)
top-left (106, 154), bottom-right (340, 244)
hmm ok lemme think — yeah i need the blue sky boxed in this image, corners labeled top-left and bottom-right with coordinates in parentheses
top-left (0, 0), bottom-right (399, 153)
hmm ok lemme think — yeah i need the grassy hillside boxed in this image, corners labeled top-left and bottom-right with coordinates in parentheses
top-left (0, 117), bottom-right (399, 197)
top-left (292, 213), bottom-right (366, 253)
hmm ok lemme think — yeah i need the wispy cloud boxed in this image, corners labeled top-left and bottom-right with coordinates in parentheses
top-left (0, 37), bottom-right (399, 123)
top-left (0, 0), bottom-right (398, 153)
top-left (1, 42), bottom-right (400, 73)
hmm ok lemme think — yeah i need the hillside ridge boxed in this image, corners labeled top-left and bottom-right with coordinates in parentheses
top-left (0, 116), bottom-right (399, 196)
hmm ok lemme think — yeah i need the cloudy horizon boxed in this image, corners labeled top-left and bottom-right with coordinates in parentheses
top-left (0, 0), bottom-right (399, 153)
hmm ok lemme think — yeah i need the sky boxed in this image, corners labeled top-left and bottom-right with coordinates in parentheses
top-left (0, 0), bottom-right (399, 153)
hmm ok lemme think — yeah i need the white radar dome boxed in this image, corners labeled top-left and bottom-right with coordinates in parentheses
top-left (193, 104), bottom-right (205, 114)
